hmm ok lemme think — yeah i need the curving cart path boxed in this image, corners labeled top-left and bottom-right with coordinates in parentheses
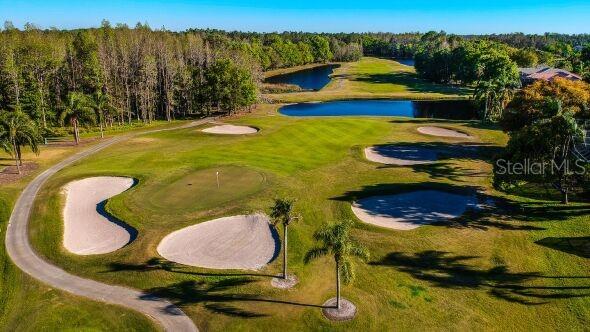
top-left (6, 119), bottom-right (212, 332)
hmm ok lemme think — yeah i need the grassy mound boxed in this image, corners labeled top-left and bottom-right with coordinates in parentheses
top-left (142, 165), bottom-right (265, 214)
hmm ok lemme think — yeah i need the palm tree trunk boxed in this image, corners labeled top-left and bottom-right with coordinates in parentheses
top-left (283, 223), bottom-right (288, 279)
top-left (483, 94), bottom-right (489, 123)
top-left (11, 140), bottom-right (20, 174)
top-left (336, 260), bottom-right (341, 310)
top-left (72, 118), bottom-right (80, 145)
top-left (40, 90), bottom-right (47, 128)
top-left (99, 118), bottom-right (104, 139)
top-left (16, 145), bottom-right (22, 166)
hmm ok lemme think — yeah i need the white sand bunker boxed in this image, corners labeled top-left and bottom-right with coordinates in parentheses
top-left (157, 213), bottom-right (278, 270)
top-left (352, 190), bottom-right (477, 230)
top-left (417, 126), bottom-right (472, 139)
top-left (63, 177), bottom-right (136, 255)
top-left (365, 145), bottom-right (438, 165)
top-left (202, 124), bottom-right (258, 135)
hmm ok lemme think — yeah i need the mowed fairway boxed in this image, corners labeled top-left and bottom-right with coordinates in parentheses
top-left (266, 57), bottom-right (471, 103)
top-left (27, 105), bottom-right (589, 330)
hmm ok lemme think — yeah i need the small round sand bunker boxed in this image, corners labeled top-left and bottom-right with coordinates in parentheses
top-left (352, 190), bottom-right (477, 230)
top-left (202, 124), bottom-right (258, 135)
top-left (63, 176), bottom-right (136, 255)
top-left (365, 145), bottom-right (438, 165)
top-left (157, 213), bottom-right (278, 270)
top-left (417, 126), bottom-right (472, 139)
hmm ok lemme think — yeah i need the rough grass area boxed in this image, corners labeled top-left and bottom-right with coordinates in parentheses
top-left (27, 105), bottom-right (589, 331)
top-left (265, 57), bottom-right (471, 103)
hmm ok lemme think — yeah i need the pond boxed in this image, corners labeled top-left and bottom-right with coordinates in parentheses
top-left (264, 64), bottom-right (337, 91)
top-left (395, 58), bottom-right (415, 67)
top-left (279, 100), bottom-right (477, 120)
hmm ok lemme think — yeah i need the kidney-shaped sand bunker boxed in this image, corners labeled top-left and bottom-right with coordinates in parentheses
top-left (63, 176), bottom-right (137, 255)
top-left (364, 145), bottom-right (439, 165)
top-left (352, 190), bottom-right (477, 230)
top-left (157, 213), bottom-right (279, 270)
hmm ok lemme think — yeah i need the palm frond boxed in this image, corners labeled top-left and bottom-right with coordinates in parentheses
top-left (304, 246), bottom-right (329, 264)
top-left (307, 218), bottom-right (369, 284)
top-left (349, 241), bottom-right (370, 261)
top-left (269, 197), bottom-right (296, 226)
top-left (340, 258), bottom-right (355, 284)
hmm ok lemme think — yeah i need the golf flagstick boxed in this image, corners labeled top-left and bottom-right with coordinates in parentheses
top-left (216, 171), bottom-right (220, 189)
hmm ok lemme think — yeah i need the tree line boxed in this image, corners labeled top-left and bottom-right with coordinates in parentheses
top-left (410, 31), bottom-right (590, 202)
top-left (494, 78), bottom-right (590, 204)
top-left (413, 32), bottom-right (521, 122)
top-left (0, 21), bottom-right (262, 129)
top-left (188, 29), bottom-right (363, 70)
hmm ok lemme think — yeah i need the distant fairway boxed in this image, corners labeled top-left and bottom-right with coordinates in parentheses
top-left (143, 166), bottom-right (266, 213)
top-left (265, 57), bottom-right (471, 102)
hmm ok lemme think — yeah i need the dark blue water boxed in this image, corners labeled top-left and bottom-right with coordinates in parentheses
top-left (265, 65), bottom-right (337, 91)
top-left (396, 58), bottom-right (415, 67)
top-left (279, 100), bottom-right (477, 120)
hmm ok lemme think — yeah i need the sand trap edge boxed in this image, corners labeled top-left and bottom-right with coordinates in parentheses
top-left (201, 124), bottom-right (259, 135)
top-left (351, 190), bottom-right (478, 230)
top-left (417, 126), bottom-right (473, 139)
top-left (157, 213), bottom-right (279, 270)
top-left (63, 176), bottom-right (138, 255)
top-left (364, 146), bottom-right (438, 166)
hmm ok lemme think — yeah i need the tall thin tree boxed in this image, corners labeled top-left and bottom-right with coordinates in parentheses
top-left (270, 198), bottom-right (299, 280)
top-left (91, 90), bottom-right (110, 138)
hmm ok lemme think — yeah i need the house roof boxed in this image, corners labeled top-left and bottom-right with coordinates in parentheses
top-left (519, 66), bottom-right (582, 82)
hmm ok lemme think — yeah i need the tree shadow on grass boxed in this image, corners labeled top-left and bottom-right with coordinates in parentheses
top-left (107, 258), bottom-right (279, 278)
top-left (371, 141), bottom-right (503, 165)
top-left (371, 250), bottom-right (590, 305)
top-left (388, 118), bottom-right (476, 125)
top-left (536, 237), bottom-right (590, 259)
top-left (140, 278), bottom-right (267, 318)
top-left (409, 162), bottom-right (487, 182)
top-left (140, 278), bottom-right (326, 318)
top-left (502, 202), bottom-right (590, 223)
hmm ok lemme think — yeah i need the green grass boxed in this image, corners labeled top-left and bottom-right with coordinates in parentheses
top-left (264, 63), bottom-right (339, 78)
top-left (2, 56), bottom-right (588, 330)
top-left (265, 57), bottom-right (471, 103)
top-left (0, 126), bottom-right (194, 331)
top-left (25, 106), bottom-right (590, 331)
top-left (138, 165), bottom-right (266, 214)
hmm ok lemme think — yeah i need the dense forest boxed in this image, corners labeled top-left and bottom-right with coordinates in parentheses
top-left (1, 21), bottom-right (589, 131)
top-left (0, 21), bottom-right (370, 131)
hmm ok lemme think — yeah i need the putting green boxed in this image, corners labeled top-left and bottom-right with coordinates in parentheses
top-left (144, 165), bottom-right (266, 213)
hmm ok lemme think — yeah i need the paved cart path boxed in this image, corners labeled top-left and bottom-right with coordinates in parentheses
top-left (6, 119), bottom-right (212, 332)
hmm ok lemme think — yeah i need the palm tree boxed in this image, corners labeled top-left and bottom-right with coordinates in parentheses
top-left (0, 109), bottom-right (41, 174)
top-left (60, 92), bottom-right (95, 144)
top-left (474, 77), bottom-right (517, 123)
top-left (270, 198), bottom-right (299, 280)
top-left (305, 219), bottom-right (369, 310)
top-left (91, 90), bottom-right (111, 139)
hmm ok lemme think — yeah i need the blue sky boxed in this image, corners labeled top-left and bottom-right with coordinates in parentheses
top-left (1, 0), bottom-right (588, 34)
